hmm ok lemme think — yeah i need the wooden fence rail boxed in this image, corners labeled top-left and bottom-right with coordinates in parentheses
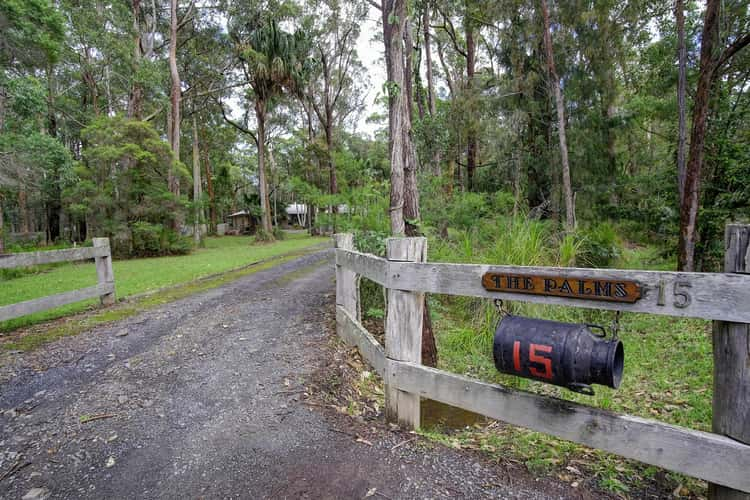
top-left (333, 226), bottom-right (750, 498)
top-left (0, 238), bottom-right (116, 322)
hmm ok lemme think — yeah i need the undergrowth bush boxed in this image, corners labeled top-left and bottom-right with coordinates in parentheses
top-left (577, 222), bottom-right (622, 268)
top-left (131, 222), bottom-right (191, 258)
top-left (254, 228), bottom-right (275, 243)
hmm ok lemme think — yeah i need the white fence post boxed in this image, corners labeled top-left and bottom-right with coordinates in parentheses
top-left (93, 238), bottom-right (116, 306)
top-left (710, 224), bottom-right (750, 500)
top-left (385, 236), bottom-right (426, 430)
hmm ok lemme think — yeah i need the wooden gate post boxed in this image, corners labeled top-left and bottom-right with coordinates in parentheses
top-left (93, 238), bottom-right (115, 306)
top-left (334, 233), bottom-right (358, 323)
top-left (710, 224), bottom-right (750, 500)
top-left (385, 237), bottom-right (426, 429)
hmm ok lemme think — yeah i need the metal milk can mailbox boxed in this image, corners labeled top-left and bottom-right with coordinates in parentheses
top-left (493, 315), bottom-right (624, 394)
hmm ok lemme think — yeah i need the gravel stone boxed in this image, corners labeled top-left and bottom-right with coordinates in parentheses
top-left (0, 249), bottom-right (591, 499)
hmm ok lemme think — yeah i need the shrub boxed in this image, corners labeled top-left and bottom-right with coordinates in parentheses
top-left (272, 226), bottom-right (286, 240)
top-left (446, 192), bottom-right (490, 230)
top-left (577, 222), bottom-right (622, 268)
top-left (354, 230), bottom-right (388, 256)
top-left (131, 222), bottom-right (191, 258)
top-left (254, 228), bottom-right (275, 243)
top-left (131, 222), bottom-right (161, 256)
top-left (492, 191), bottom-right (516, 214)
top-left (557, 232), bottom-right (583, 267)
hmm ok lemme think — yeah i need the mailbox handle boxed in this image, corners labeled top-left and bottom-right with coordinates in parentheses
top-left (585, 324), bottom-right (607, 338)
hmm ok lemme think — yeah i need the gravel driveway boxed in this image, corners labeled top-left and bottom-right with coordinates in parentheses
top-left (0, 249), bottom-right (589, 499)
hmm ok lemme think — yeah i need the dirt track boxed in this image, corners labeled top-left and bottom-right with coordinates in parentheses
top-left (0, 249), bottom-right (591, 499)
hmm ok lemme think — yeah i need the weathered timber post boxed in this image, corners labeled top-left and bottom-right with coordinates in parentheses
top-left (93, 238), bottom-right (116, 306)
top-left (334, 233), bottom-right (359, 324)
top-left (710, 224), bottom-right (750, 500)
top-left (385, 237), bottom-right (426, 429)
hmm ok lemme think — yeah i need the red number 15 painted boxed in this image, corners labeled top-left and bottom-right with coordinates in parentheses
top-left (512, 341), bottom-right (553, 380)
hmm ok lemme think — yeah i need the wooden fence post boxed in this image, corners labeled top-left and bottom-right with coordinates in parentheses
top-left (385, 237), bottom-right (426, 429)
top-left (93, 238), bottom-right (115, 306)
top-left (710, 224), bottom-right (750, 500)
top-left (334, 233), bottom-right (358, 322)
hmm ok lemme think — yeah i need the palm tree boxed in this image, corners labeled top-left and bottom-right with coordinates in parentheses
top-left (237, 20), bottom-right (312, 236)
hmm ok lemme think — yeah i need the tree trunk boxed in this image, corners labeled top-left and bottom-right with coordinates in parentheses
top-left (192, 115), bottom-right (202, 246)
top-left (255, 100), bottom-right (273, 235)
top-left (127, 0), bottom-right (143, 120)
top-left (675, 0), bottom-right (688, 204)
top-left (541, 0), bottom-right (575, 229)
top-left (325, 120), bottom-right (338, 196)
top-left (201, 141), bottom-right (215, 233)
top-left (465, 17), bottom-right (477, 191)
top-left (423, 6), bottom-right (436, 118)
top-left (46, 64), bottom-right (62, 243)
top-left (384, 0), bottom-right (437, 368)
top-left (603, 67), bottom-right (617, 173)
top-left (678, 0), bottom-right (719, 271)
top-left (403, 19), bottom-right (419, 121)
top-left (19, 189), bottom-right (30, 233)
top-left (383, 0), bottom-right (407, 237)
top-left (168, 0), bottom-right (181, 197)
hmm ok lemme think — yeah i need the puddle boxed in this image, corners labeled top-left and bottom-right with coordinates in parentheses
top-left (421, 398), bottom-right (486, 429)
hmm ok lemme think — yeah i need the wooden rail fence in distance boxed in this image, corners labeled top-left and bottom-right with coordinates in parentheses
top-left (0, 238), bottom-right (116, 322)
top-left (333, 226), bottom-right (750, 498)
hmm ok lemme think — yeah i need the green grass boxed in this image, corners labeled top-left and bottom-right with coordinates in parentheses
top-left (0, 249), bottom-right (323, 353)
top-left (1, 233), bottom-right (328, 333)
top-left (359, 218), bottom-right (713, 496)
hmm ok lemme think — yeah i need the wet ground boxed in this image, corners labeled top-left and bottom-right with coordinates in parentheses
top-left (0, 249), bottom-right (596, 499)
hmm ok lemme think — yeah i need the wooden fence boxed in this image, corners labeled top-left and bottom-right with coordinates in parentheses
top-left (0, 238), bottom-right (116, 322)
top-left (333, 226), bottom-right (750, 498)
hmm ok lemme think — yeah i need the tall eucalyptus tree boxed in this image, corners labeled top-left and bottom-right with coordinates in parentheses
top-left (304, 0), bottom-right (368, 199)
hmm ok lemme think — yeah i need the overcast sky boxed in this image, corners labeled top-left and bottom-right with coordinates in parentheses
top-left (353, 4), bottom-right (386, 136)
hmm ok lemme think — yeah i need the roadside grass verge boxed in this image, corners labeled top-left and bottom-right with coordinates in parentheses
top-left (350, 220), bottom-right (713, 497)
top-left (0, 233), bottom-right (328, 340)
top-left (419, 229), bottom-right (712, 496)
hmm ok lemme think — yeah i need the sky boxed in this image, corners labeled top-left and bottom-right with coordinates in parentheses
top-left (353, 4), bottom-right (387, 137)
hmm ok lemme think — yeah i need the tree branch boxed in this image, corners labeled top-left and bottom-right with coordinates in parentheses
top-left (217, 99), bottom-right (258, 145)
top-left (716, 32), bottom-right (750, 72)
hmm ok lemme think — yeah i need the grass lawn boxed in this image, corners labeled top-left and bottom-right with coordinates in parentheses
top-left (420, 245), bottom-right (714, 495)
top-left (356, 241), bottom-right (715, 496)
top-left (1, 233), bottom-right (328, 333)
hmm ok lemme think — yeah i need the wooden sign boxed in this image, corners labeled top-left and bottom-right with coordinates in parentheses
top-left (481, 272), bottom-right (642, 303)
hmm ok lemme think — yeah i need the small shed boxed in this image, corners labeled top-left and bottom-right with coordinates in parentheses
top-left (226, 210), bottom-right (257, 234)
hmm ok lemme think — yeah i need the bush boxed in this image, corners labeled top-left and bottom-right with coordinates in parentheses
top-left (131, 222), bottom-right (191, 258)
top-left (354, 230), bottom-right (388, 256)
top-left (273, 226), bottom-right (286, 240)
top-left (131, 222), bottom-right (161, 256)
top-left (446, 192), bottom-right (490, 230)
top-left (577, 222), bottom-right (622, 268)
top-left (254, 228), bottom-right (275, 243)
top-left (492, 191), bottom-right (516, 214)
